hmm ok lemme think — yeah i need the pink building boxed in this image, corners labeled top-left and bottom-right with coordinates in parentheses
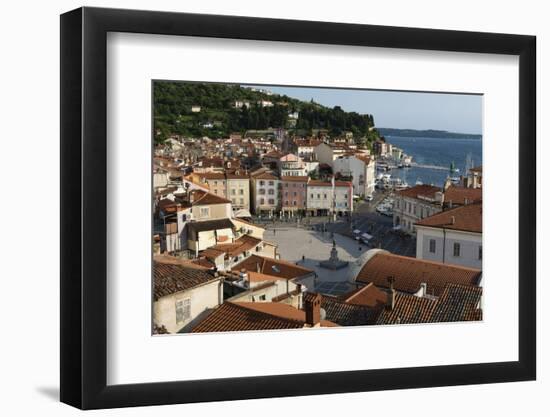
top-left (281, 176), bottom-right (308, 216)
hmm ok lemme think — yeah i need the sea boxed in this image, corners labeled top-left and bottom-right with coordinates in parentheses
top-left (384, 135), bottom-right (483, 188)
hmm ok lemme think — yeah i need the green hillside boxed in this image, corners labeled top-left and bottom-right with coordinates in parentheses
top-left (153, 81), bottom-right (377, 143)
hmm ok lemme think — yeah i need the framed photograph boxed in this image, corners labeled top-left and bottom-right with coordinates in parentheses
top-left (60, 6), bottom-right (536, 410)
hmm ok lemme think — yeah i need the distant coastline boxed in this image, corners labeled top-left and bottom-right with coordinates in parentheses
top-left (378, 128), bottom-right (482, 140)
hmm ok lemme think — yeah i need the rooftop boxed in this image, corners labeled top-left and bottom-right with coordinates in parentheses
top-left (232, 254), bottom-right (314, 280)
top-left (443, 185), bottom-right (482, 206)
top-left (397, 184), bottom-right (442, 200)
top-left (190, 302), bottom-right (304, 333)
top-left (355, 251), bottom-right (482, 297)
top-left (415, 202), bottom-right (482, 233)
top-left (153, 261), bottom-right (219, 300)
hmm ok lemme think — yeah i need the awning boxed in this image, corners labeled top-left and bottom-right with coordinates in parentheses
top-left (361, 233), bottom-right (373, 240)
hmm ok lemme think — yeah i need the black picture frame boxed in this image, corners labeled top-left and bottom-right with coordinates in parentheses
top-left (60, 6), bottom-right (536, 410)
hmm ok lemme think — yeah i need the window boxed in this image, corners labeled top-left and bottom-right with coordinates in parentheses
top-left (239, 189), bottom-right (244, 195)
top-left (284, 191), bottom-right (288, 197)
top-left (284, 183), bottom-right (288, 187)
top-left (268, 181), bottom-right (274, 186)
top-left (268, 189), bottom-right (274, 195)
top-left (317, 194), bottom-right (321, 199)
top-left (240, 198), bottom-right (244, 204)
top-left (293, 192), bottom-right (297, 197)
top-left (429, 239), bottom-right (436, 253)
top-left (478, 245), bottom-right (482, 260)
top-left (199, 207), bottom-right (210, 218)
top-left (260, 198), bottom-right (265, 205)
top-left (175, 298), bottom-right (191, 324)
top-left (323, 194), bottom-right (327, 199)
top-left (231, 189), bottom-right (236, 195)
top-left (213, 189), bottom-right (218, 194)
top-left (310, 193), bottom-right (314, 199)
top-left (268, 199), bottom-right (275, 204)
top-left (258, 188), bottom-right (265, 195)
top-left (285, 200), bottom-right (289, 206)
top-left (259, 180), bottom-right (265, 186)
top-left (453, 242), bottom-right (461, 257)
top-left (259, 294), bottom-right (266, 301)
top-left (344, 194), bottom-right (347, 199)
top-left (293, 201), bottom-right (297, 206)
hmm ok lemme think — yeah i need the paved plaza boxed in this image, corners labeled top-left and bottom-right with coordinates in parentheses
top-left (265, 226), bottom-right (366, 295)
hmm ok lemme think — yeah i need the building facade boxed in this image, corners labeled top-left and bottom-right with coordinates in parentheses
top-left (393, 185), bottom-right (443, 234)
top-left (281, 176), bottom-right (308, 216)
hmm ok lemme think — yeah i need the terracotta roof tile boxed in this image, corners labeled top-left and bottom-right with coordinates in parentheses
top-left (430, 283), bottom-right (483, 322)
top-left (397, 184), bottom-right (442, 199)
top-left (375, 292), bottom-right (436, 325)
top-left (281, 176), bottom-right (309, 182)
top-left (339, 283), bottom-right (388, 307)
top-left (355, 252), bottom-right (481, 297)
top-left (191, 190), bottom-right (231, 205)
top-left (153, 261), bottom-right (219, 300)
top-left (232, 255), bottom-right (314, 280)
top-left (443, 185), bottom-right (482, 206)
top-left (190, 302), bottom-right (304, 333)
top-left (415, 202), bottom-right (482, 233)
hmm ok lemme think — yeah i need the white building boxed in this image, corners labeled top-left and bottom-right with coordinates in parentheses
top-left (393, 185), bottom-right (443, 234)
top-left (153, 259), bottom-right (223, 333)
top-left (306, 180), bottom-right (353, 216)
top-left (314, 142), bottom-right (352, 167)
top-left (415, 203), bottom-right (482, 269)
top-left (332, 154), bottom-right (376, 197)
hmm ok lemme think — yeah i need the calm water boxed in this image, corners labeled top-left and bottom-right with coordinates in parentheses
top-left (385, 136), bottom-right (482, 187)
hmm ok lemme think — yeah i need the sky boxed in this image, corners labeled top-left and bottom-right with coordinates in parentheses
top-left (247, 85), bottom-right (482, 135)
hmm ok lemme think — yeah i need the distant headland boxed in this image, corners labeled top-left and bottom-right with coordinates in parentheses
top-left (377, 128), bottom-right (482, 140)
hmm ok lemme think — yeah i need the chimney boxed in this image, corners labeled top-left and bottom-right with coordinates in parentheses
top-left (304, 293), bottom-right (322, 327)
top-left (450, 216), bottom-right (455, 225)
top-left (256, 262), bottom-right (261, 273)
top-left (386, 276), bottom-right (396, 310)
top-left (419, 282), bottom-right (427, 297)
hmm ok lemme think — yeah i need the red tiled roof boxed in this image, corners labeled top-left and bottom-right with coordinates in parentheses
top-left (190, 302), bottom-right (304, 333)
top-left (253, 172), bottom-right (279, 180)
top-left (232, 255), bottom-right (314, 280)
top-left (153, 261), bottom-right (219, 300)
top-left (339, 283), bottom-right (388, 307)
top-left (415, 202), bottom-right (482, 233)
top-left (443, 185), bottom-right (482, 206)
top-left (190, 190), bottom-right (231, 205)
top-left (281, 176), bottom-right (309, 182)
top-left (239, 302), bottom-right (337, 327)
top-left (355, 252), bottom-right (481, 297)
top-left (195, 172), bottom-right (226, 180)
top-left (430, 283), bottom-right (483, 322)
top-left (375, 292), bottom-right (436, 325)
top-left (154, 255), bottom-right (210, 270)
top-left (205, 235), bottom-right (262, 259)
top-left (397, 184), bottom-right (441, 200)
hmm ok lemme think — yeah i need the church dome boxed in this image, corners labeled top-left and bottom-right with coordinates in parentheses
top-left (347, 248), bottom-right (388, 282)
